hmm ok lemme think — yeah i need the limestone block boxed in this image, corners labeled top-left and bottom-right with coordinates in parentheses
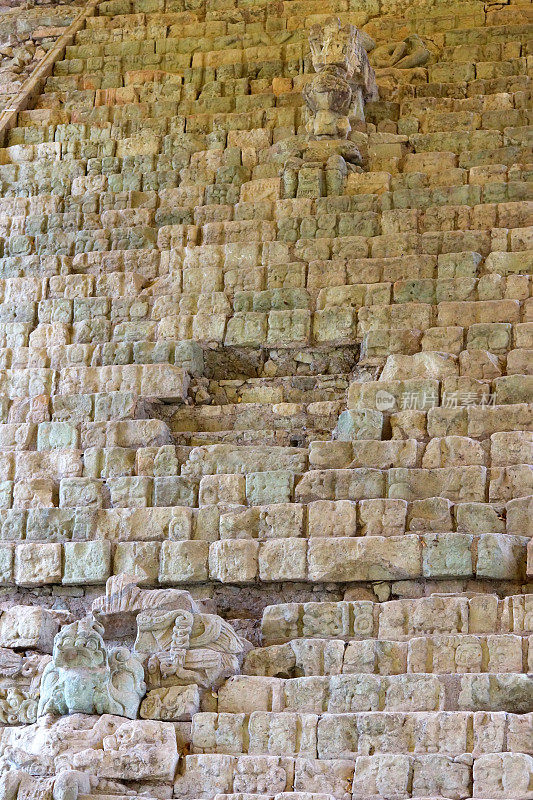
top-left (233, 755), bottom-right (291, 795)
top-left (333, 409), bottom-right (383, 441)
top-left (422, 436), bottom-right (487, 468)
top-left (380, 351), bottom-right (458, 381)
top-left (308, 500), bottom-right (357, 537)
top-left (258, 503), bottom-right (305, 540)
top-left (59, 477), bottom-right (107, 508)
top-left (476, 533), bottom-right (526, 580)
top-left (62, 540), bottom-right (111, 585)
top-left (159, 540), bottom-right (209, 583)
top-left (247, 711), bottom-right (318, 757)
top-left (359, 499), bottom-right (407, 536)
top-left (192, 711), bottom-right (246, 755)
top-left (489, 465), bottom-right (533, 502)
top-left (0, 605), bottom-right (59, 651)
top-left (308, 442), bottom-right (353, 469)
top-left (455, 502), bottom-right (505, 534)
top-left (506, 496), bottom-right (532, 536)
top-left (107, 476), bottom-right (152, 507)
top-left (199, 474), bottom-right (246, 506)
top-left (14, 542), bottom-right (62, 586)
top-left (407, 497), bottom-right (453, 532)
top-left (491, 431), bottom-right (533, 467)
top-left (494, 374), bottom-right (533, 405)
top-left (0, 423), bottom-right (36, 451)
top-left (246, 471), bottom-right (294, 505)
top-left (466, 404), bottom-right (532, 440)
top-left (388, 466), bottom-right (486, 502)
top-left (141, 684), bottom-right (201, 721)
top-left (459, 674), bottom-right (533, 713)
top-left (343, 640), bottom-right (407, 676)
top-left (182, 445), bottom-right (307, 479)
top-left (294, 758), bottom-right (354, 800)
top-left (412, 754), bottom-right (471, 799)
top-left (259, 539), bottom-right (307, 581)
top-left (423, 533), bottom-right (474, 578)
top-left (209, 540), bottom-right (259, 583)
top-left (378, 596), bottom-right (469, 641)
top-left (313, 308), bottom-right (357, 344)
top-left (348, 378), bottom-right (439, 413)
top-left (350, 440), bottom-right (419, 469)
top-left (13, 478), bottom-right (55, 509)
top-left (473, 752), bottom-right (533, 799)
top-left (267, 309), bottom-right (311, 346)
top-left (153, 476), bottom-right (198, 507)
top-left (219, 676), bottom-right (283, 714)
top-left (113, 541), bottom-right (161, 585)
top-left (225, 313), bottom-right (267, 346)
top-left (296, 469), bottom-right (385, 503)
top-left (352, 753), bottom-right (411, 798)
top-left (390, 410), bottom-right (427, 441)
top-left (37, 422), bottom-right (79, 450)
top-left (308, 536), bottom-right (421, 582)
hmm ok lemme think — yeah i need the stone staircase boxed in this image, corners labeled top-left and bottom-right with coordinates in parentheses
top-left (0, 0), bottom-right (530, 797)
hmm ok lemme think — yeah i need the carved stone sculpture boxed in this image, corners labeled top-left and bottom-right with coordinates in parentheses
top-left (37, 616), bottom-right (145, 720)
top-left (371, 34), bottom-right (431, 70)
top-left (303, 16), bottom-right (377, 139)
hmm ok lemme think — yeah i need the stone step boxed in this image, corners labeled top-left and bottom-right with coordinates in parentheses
top-left (172, 428), bottom-right (329, 447)
top-left (243, 633), bottom-right (532, 677)
top-left (1, 189), bottom-right (533, 238)
top-left (173, 751), bottom-right (533, 799)
top-left (261, 594), bottom-right (533, 645)
top-left (190, 710), bottom-right (531, 757)
top-left (0, 248), bottom-right (529, 292)
top-left (0, 494), bottom-right (526, 542)
top-left (170, 401), bottom-right (343, 432)
top-left (216, 672), bottom-right (533, 714)
top-left (0, 531), bottom-right (528, 586)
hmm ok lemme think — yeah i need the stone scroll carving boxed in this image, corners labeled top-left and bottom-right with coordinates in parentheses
top-left (0, 575), bottom-right (251, 738)
top-left (93, 574), bottom-right (250, 721)
top-left (303, 16), bottom-right (378, 139)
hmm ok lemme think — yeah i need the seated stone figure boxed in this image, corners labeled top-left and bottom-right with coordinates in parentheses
top-left (37, 616), bottom-right (145, 720)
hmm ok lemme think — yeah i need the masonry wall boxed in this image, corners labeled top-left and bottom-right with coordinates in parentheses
top-left (0, 0), bottom-right (530, 797)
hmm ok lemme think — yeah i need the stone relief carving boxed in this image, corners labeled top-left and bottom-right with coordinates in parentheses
top-left (37, 615), bottom-right (146, 720)
top-left (32, 575), bottom-right (249, 725)
top-left (303, 16), bottom-right (378, 139)
top-left (370, 34), bottom-right (431, 70)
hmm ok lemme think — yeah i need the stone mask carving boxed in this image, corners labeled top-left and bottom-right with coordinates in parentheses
top-left (303, 16), bottom-right (377, 139)
top-left (37, 615), bottom-right (145, 720)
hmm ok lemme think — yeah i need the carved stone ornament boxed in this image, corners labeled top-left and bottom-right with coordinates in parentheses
top-left (37, 615), bottom-right (146, 720)
top-left (303, 16), bottom-right (378, 139)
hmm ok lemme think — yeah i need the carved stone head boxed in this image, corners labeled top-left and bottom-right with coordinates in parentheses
top-left (308, 16), bottom-right (358, 77)
top-left (53, 616), bottom-right (107, 672)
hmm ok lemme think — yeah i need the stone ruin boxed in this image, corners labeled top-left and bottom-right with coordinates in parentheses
top-left (0, 0), bottom-right (530, 797)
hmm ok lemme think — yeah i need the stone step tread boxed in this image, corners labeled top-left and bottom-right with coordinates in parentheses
top-left (215, 672), bottom-right (533, 714)
top-left (1, 532), bottom-right (530, 587)
top-left (261, 594), bottom-right (533, 644)
top-left (243, 633), bottom-right (533, 677)
top-left (0, 497), bottom-right (528, 542)
top-left (189, 709), bottom-right (531, 757)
